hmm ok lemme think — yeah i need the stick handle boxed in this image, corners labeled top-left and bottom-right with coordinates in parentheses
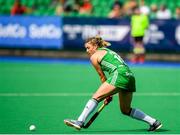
top-left (97, 103), bottom-right (106, 112)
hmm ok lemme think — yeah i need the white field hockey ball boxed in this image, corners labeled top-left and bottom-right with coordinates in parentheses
top-left (29, 125), bottom-right (36, 131)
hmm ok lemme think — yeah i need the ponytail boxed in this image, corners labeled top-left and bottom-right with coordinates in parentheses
top-left (85, 35), bottom-right (111, 48)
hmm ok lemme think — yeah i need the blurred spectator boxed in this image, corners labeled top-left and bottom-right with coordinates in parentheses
top-left (175, 7), bottom-right (180, 19)
top-left (79, 0), bottom-right (92, 15)
top-left (156, 4), bottom-right (172, 19)
top-left (73, 0), bottom-right (81, 13)
top-left (112, 0), bottom-right (123, 8)
top-left (54, 0), bottom-right (65, 15)
top-left (130, 7), bottom-right (149, 63)
top-left (150, 4), bottom-right (158, 19)
top-left (63, 5), bottom-right (73, 16)
top-left (108, 2), bottom-right (123, 18)
top-left (64, 0), bottom-right (80, 14)
top-left (123, 0), bottom-right (137, 16)
top-left (139, 0), bottom-right (150, 15)
top-left (11, 0), bottom-right (27, 15)
top-left (54, 0), bottom-right (81, 16)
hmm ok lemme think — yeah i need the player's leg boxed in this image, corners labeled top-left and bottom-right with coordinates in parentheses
top-left (118, 90), bottom-right (162, 131)
top-left (118, 90), bottom-right (132, 115)
top-left (136, 38), bottom-right (145, 63)
top-left (92, 82), bottom-right (117, 101)
top-left (64, 82), bottom-right (117, 130)
top-left (131, 37), bottom-right (139, 63)
top-left (78, 82), bottom-right (117, 122)
top-left (131, 37), bottom-right (145, 63)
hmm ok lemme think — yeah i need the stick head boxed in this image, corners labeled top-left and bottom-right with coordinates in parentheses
top-left (83, 112), bottom-right (99, 128)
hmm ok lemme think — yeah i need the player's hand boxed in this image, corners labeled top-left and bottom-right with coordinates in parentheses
top-left (104, 96), bottom-right (113, 105)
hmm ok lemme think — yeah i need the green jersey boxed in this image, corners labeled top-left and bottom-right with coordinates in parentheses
top-left (98, 47), bottom-right (128, 74)
top-left (98, 47), bottom-right (136, 92)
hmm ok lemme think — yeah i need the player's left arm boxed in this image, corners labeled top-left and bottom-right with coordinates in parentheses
top-left (90, 53), bottom-right (107, 83)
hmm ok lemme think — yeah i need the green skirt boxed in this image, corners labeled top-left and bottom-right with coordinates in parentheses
top-left (106, 68), bottom-right (136, 92)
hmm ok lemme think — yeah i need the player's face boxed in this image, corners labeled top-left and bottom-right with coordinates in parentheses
top-left (85, 43), bottom-right (97, 56)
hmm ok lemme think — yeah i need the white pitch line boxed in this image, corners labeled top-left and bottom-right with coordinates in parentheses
top-left (0, 93), bottom-right (91, 97)
top-left (0, 134), bottom-right (179, 135)
top-left (135, 92), bottom-right (180, 96)
top-left (0, 92), bottom-right (180, 97)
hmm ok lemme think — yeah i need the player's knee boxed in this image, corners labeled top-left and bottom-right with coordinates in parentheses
top-left (92, 94), bottom-right (103, 102)
top-left (120, 107), bottom-right (131, 116)
top-left (92, 95), bottom-right (99, 102)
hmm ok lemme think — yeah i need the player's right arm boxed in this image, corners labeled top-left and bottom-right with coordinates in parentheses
top-left (91, 52), bottom-right (113, 105)
top-left (90, 53), bottom-right (107, 83)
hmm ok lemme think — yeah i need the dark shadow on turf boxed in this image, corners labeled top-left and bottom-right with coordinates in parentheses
top-left (80, 128), bottom-right (170, 133)
top-left (155, 129), bottom-right (170, 132)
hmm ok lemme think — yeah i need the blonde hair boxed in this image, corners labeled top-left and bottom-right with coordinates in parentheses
top-left (85, 36), bottom-right (111, 48)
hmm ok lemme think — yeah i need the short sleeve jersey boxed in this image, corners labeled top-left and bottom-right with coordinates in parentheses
top-left (98, 47), bottom-right (136, 92)
top-left (98, 47), bottom-right (128, 74)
